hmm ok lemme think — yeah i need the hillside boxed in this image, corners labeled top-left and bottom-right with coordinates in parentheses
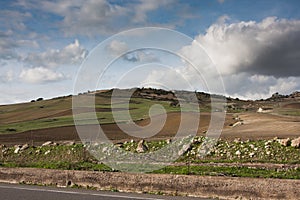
top-left (0, 88), bottom-right (299, 145)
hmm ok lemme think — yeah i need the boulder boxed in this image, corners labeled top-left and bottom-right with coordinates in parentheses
top-left (257, 107), bottom-right (263, 113)
top-left (20, 144), bottom-right (29, 151)
top-left (136, 140), bottom-right (148, 153)
top-left (291, 137), bottom-right (300, 148)
top-left (14, 145), bottom-right (21, 154)
top-left (232, 121), bottom-right (243, 128)
top-left (277, 138), bottom-right (291, 147)
top-left (42, 141), bottom-right (53, 146)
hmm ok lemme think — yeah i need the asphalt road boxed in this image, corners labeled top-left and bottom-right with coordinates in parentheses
top-left (0, 183), bottom-right (210, 200)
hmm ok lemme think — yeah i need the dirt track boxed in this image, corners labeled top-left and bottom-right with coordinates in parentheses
top-left (0, 112), bottom-right (299, 145)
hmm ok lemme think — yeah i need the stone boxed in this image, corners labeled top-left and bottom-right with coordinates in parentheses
top-left (232, 121), bottom-right (243, 128)
top-left (136, 140), bottom-right (148, 153)
top-left (235, 150), bottom-right (241, 156)
top-left (277, 138), bottom-right (291, 147)
top-left (234, 138), bottom-right (241, 143)
top-left (14, 146), bottom-right (21, 154)
top-left (20, 144), bottom-right (29, 151)
top-left (44, 150), bottom-right (51, 155)
top-left (42, 141), bottom-right (53, 146)
top-left (178, 144), bottom-right (190, 156)
top-left (291, 137), bottom-right (300, 148)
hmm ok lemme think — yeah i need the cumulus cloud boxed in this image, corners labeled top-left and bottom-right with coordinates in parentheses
top-left (141, 17), bottom-right (300, 99)
top-left (106, 40), bottom-right (129, 56)
top-left (24, 39), bottom-right (88, 68)
top-left (195, 16), bottom-right (300, 77)
top-left (19, 67), bottom-right (65, 83)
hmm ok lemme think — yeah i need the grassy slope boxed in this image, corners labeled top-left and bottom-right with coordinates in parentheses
top-left (1, 138), bottom-right (299, 179)
top-left (0, 95), bottom-right (181, 134)
top-left (1, 90), bottom-right (299, 134)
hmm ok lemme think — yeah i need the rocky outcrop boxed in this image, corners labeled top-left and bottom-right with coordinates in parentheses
top-left (291, 137), bottom-right (300, 148)
top-left (277, 138), bottom-right (291, 147)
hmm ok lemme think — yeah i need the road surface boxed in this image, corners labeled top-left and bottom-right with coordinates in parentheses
top-left (0, 183), bottom-right (209, 200)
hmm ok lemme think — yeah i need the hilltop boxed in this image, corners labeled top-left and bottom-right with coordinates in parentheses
top-left (0, 88), bottom-right (299, 146)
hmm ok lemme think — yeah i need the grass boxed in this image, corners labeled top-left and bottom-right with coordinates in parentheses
top-left (0, 97), bottom-right (182, 134)
top-left (152, 165), bottom-right (300, 179)
top-left (277, 109), bottom-right (300, 116)
top-left (1, 138), bottom-right (299, 179)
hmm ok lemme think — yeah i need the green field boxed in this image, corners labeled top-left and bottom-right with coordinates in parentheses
top-left (0, 94), bottom-right (184, 134)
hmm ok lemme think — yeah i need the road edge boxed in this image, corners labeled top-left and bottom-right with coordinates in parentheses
top-left (0, 167), bottom-right (299, 199)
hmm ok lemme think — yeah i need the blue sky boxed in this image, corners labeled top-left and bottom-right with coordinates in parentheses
top-left (1, 0), bottom-right (300, 104)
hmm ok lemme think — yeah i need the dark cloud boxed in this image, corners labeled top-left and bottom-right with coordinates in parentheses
top-left (196, 17), bottom-right (300, 78)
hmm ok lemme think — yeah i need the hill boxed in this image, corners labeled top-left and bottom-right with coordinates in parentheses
top-left (0, 88), bottom-right (299, 146)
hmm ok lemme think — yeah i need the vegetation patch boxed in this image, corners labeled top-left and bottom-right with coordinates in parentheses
top-left (1, 136), bottom-right (299, 179)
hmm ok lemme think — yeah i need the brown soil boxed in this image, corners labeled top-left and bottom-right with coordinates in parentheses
top-left (282, 102), bottom-right (300, 109)
top-left (221, 112), bottom-right (300, 140)
top-left (0, 112), bottom-right (299, 145)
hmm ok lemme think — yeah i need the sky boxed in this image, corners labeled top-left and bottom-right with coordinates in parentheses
top-left (1, 0), bottom-right (300, 104)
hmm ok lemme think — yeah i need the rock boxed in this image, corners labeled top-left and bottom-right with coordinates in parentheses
top-left (291, 137), bottom-right (300, 148)
top-left (42, 141), bottom-right (53, 146)
top-left (235, 150), bottom-right (241, 156)
top-left (257, 107), bottom-right (263, 113)
top-left (14, 146), bottom-right (21, 154)
top-left (136, 140), bottom-right (148, 153)
top-left (20, 144), bottom-right (29, 151)
top-left (166, 139), bottom-right (172, 144)
top-left (277, 138), bottom-right (291, 147)
top-left (178, 144), bottom-right (190, 156)
top-left (234, 138), bottom-right (241, 143)
top-left (232, 121), bottom-right (243, 128)
top-left (44, 150), bottom-right (51, 155)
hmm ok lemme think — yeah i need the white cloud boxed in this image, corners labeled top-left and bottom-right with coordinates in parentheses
top-left (196, 16), bottom-right (300, 77)
top-left (19, 67), bottom-right (65, 83)
top-left (0, 30), bottom-right (20, 60)
top-left (24, 39), bottom-right (88, 68)
top-left (140, 17), bottom-right (300, 100)
top-left (0, 10), bottom-right (31, 31)
top-left (16, 0), bottom-right (185, 36)
top-left (132, 0), bottom-right (172, 23)
top-left (106, 40), bottom-right (129, 56)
